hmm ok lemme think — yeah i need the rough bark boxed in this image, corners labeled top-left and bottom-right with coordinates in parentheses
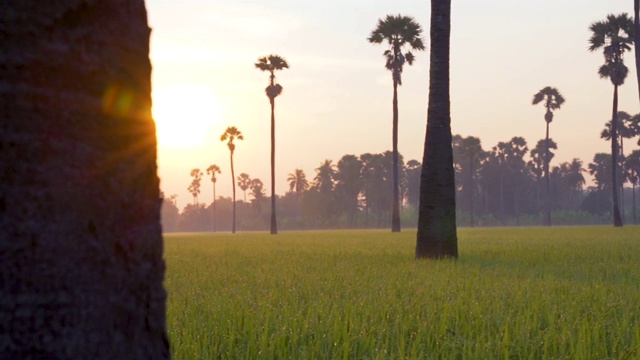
top-left (391, 80), bottom-right (401, 232)
top-left (0, 1), bottom-right (169, 358)
top-left (416, 0), bottom-right (458, 259)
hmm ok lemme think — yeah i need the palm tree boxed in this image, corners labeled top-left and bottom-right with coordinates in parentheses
top-left (206, 164), bottom-right (221, 232)
top-left (237, 173), bottom-right (252, 203)
top-left (287, 169), bottom-right (309, 195)
top-left (369, 14), bottom-right (425, 233)
top-left (314, 160), bottom-right (337, 194)
top-left (416, 0), bottom-right (457, 259)
top-left (256, 54), bottom-right (289, 235)
top-left (1, 1), bottom-right (168, 357)
top-left (532, 86), bottom-right (565, 226)
top-left (250, 178), bottom-right (266, 212)
top-left (589, 13), bottom-right (633, 227)
top-left (221, 126), bottom-right (244, 233)
top-left (188, 168), bottom-right (203, 205)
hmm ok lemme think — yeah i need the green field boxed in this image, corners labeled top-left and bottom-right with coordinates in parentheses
top-left (165, 227), bottom-right (640, 359)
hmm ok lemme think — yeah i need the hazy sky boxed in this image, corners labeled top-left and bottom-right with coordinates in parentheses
top-left (147, 0), bottom-right (640, 208)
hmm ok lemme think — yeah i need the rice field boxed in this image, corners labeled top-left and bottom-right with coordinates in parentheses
top-left (164, 226), bottom-right (640, 359)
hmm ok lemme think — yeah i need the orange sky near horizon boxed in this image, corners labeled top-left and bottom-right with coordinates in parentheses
top-left (147, 0), bottom-right (640, 209)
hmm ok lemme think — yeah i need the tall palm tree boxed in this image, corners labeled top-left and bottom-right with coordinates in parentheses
top-left (589, 13), bottom-right (633, 227)
top-left (416, 0), bottom-right (457, 259)
top-left (206, 164), bottom-right (221, 232)
top-left (237, 173), bottom-right (252, 203)
top-left (369, 14), bottom-right (425, 233)
top-left (0, 1), bottom-right (168, 357)
top-left (532, 86), bottom-right (565, 226)
top-left (256, 54), bottom-right (289, 235)
top-left (221, 126), bottom-right (244, 233)
top-left (287, 169), bottom-right (309, 195)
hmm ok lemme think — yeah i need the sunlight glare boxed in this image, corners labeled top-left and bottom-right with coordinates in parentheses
top-left (152, 85), bottom-right (220, 148)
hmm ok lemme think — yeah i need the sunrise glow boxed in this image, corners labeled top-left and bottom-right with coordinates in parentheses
top-left (152, 85), bottom-right (220, 148)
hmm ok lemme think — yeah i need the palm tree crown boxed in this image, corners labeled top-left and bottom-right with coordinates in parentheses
top-left (588, 13), bottom-right (633, 86)
top-left (287, 169), bottom-right (309, 195)
top-left (206, 164), bottom-right (221, 183)
top-left (220, 126), bottom-right (244, 153)
top-left (368, 14), bottom-right (425, 85)
top-left (255, 54), bottom-right (289, 99)
top-left (532, 86), bottom-right (565, 123)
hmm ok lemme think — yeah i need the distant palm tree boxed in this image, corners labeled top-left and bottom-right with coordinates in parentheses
top-left (589, 13), bottom-right (633, 227)
top-left (313, 160), bottom-right (336, 194)
top-left (221, 126), bottom-right (244, 233)
top-left (256, 54), bottom-right (289, 235)
top-left (206, 164), bottom-right (221, 232)
top-left (416, 1), bottom-right (457, 259)
top-left (369, 14), bottom-right (425, 233)
top-left (188, 168), bottom-right (203, 205)
top-left (532, 86), bottom-right (565, 226)
top-left (249, 178), bottom-right (266, 212)
top-left (287, 169), bottom-right (309, 196)
top-left (237, 173), bottom-right (252, 203)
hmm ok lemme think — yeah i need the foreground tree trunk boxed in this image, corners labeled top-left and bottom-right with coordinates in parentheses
top-left (0, 1), bottom-right (169, 358)
top-left (416, 0), bottom-right (458, 259)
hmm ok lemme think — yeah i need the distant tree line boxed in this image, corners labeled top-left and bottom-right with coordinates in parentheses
top-left (161, 121), bottom-right (640, 232)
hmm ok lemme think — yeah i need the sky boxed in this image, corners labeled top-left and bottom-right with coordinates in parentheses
top-left (146, 0), bottom-right (640, 209)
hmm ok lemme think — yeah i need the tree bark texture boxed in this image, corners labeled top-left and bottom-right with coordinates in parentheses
top-left (0, 1), bottom-right (169, 358)
top-left (416, 0), bottom-right (458, 259)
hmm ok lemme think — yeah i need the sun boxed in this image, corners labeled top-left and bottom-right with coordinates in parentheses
top-left (152, 84), bottom-right (220, 148)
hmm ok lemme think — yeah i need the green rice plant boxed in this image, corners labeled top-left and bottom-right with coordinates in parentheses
top-left (165, 227), bottom-right (640, 359)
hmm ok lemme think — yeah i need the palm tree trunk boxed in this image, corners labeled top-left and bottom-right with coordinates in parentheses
top-left (0, 1), bottom-right (168, 357)
top-left (213, 183), bottom-right (217, 232)
top-left (611, 85), bottom-right (623, 227)
top-left (231, 151), bottom-right (237, 233)
top-left (416, 0), bottom-right (457, 259)
top-left (544, 121), bottom-right (551, 226)
top-left (270, 98), bottom-right (278, 234)
top-left (391, 80), bottom-right (401, 232)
